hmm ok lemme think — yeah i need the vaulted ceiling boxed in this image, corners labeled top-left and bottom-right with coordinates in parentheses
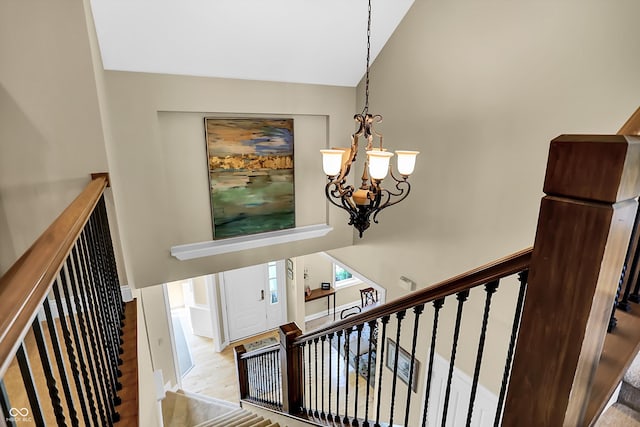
top-left (89, 0), bottom-right (414, 87)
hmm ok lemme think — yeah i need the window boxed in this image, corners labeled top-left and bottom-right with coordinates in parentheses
top-left (334, 263), bottom-right (358, 288)
top-left (335, 265), bottom-right (353, 282)
top-left (268, 261), bottom-right (278, 304)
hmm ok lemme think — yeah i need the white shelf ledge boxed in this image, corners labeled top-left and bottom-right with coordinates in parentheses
top-left (170, 224), bottom-right (333, 260)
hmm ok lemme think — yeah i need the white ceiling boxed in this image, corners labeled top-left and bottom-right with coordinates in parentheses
top-left (89, 0), bottom-right (414, 87)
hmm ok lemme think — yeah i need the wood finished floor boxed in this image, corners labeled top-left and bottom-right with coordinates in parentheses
top-left (2, 305), bottom-right (134, 427)
top-left (180, 329), bottom-right (280, 403)
top-left (179, 312), bottom-right (374, 422)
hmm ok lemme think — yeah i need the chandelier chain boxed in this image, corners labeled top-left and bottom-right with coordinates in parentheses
top-left (363, 0), bottom-right (372, 115)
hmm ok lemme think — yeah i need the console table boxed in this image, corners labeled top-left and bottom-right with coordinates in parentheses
top-left (305, 287), bottom-right (337, 320)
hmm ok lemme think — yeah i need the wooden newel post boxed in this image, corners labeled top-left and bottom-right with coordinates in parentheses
top-left (279, 322), bottom-right (303, 414)
top-left (234, 344), bottom-right (249, 400)
top-left (503, 135), bottom-right (640, 426)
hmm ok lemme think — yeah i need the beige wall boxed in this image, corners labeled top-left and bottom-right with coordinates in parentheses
top-left (134, 290), bottom-right (161, 427)
top-left (300, 252), bottom-right (366, 317)
top-left (0, 0), bottom-right (109, 274)
top-left (140, 285), bottom-right (178, 390)
top-left (102, 71), bottom-right (357, 289)
top-left (331, 0), bottom-right (640, 300)
top-left (329, 0), bottom-right (640, 424)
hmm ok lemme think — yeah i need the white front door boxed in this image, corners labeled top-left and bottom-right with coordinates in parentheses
top-left (221, 261), bottom-right (286, 342)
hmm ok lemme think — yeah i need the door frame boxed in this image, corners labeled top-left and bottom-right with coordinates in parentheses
top-left (162, 282), bottom-right (184, 389)
top-left (219, 260), bottom-right (287, 343)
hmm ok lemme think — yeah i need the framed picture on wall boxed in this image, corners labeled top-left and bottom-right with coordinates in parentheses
top-left (287, 258), bottom-right (294, 279)
top-left (204, 118), bottom-right (295, 239)
top-left (386, 338), bottom-right (420, 392)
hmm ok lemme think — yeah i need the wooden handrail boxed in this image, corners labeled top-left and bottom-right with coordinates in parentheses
top-left (0, 175), bottom-right (108, 377)
top-left (618, 106), bottom-right (640, 136)
top-left (295, 247), bottom-right (532, 344)
top-left (239, 343), bottom-right (280, 360)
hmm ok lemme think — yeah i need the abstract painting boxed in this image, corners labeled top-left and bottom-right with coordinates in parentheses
top-left (204, 118), bottom-right (295, 239)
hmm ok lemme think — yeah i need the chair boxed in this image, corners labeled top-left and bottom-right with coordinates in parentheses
top-left (360, 287), bottom-right (378, 308)
top-left (340, 305), bottom-right (362, 319)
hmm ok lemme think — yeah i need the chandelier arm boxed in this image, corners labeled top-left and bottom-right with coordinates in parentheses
top-left (326, 180), bottom-right (357, 213)
top-left (371, 180), bottom-right (412, 223)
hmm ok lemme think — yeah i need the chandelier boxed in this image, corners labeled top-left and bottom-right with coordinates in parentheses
top-left (320, 0), bottom-right (419, 238)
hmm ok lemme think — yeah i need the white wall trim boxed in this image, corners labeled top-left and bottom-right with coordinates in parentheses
top-left (170, 224), bottom-right (333, 260)
top-left (206, 274), bottom-right (225, 353)
top-left (162, 284), bottom-right (182, 390)
top-left (420, 352), bottom-right (498, 427)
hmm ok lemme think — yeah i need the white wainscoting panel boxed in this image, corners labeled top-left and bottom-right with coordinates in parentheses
top-left (422, 353), bottom-right (498, 427)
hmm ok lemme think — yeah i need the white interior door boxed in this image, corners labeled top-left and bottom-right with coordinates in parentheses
top-left (222, 261), bottom-right (286, 342)
top-left (222, 264), bottom-right (269, 341)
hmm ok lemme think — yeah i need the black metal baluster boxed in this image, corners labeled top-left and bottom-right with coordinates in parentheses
top-left (247, 357), bottom-right (254, 399)
top-left (73, 241), bottom-right (119, 424)
top-left (442, 289), bottom-right (470, 427)
top-left (494, 271), bottom-right (528, 426)
top-left (257, 355), bottom-right (263, 402)
top-left (619, 207), bottom-right (640, 310)
top-left (308, 340), bottom-right (313, 416)
top-left (301, 343), bottom-right (306, 413)
top-left (271, 352), bottom-right (277, 405)
top-left (363, 319), bottom-right (377, 427)
top-left (0, 380), bottom-right (16, 427)
top-left (278, 350), bottom-right (283, 408)
top-left (67, 251), bottom-right (110, 426)
top-left (336, 330), bottom-right (343, 422)
top-left (43, 298), bottom-right (79, 427)
top-left (31, 316), bottom-right (66, 426)
top-left (81, 228), bottom-right (122, 399)
top-left (60, 266), bottom-right (98, 425)
top-left (52, 278), bottom-right (91, 426)
top-left (404, 304), bottom-right (424, 427)
top-left (88, 212), bottom-right (121, 366)
top-left (65, 257), bottom-right (109, 424)
top-left (262, 355), bottom-right (268, 402)
top-left (272, 352), bottom-right (277, 406)
top-left (353, 323), bottom-right (364, 427)
top-left (374, 315), bottom-right (390, 427)
top-left (314, 338), bottom-right (319, 417)
top-left (422, 298), bottom-right (445, 427)
top-left (268, 353), bottom-right (272, 404)
top-left (321, 335), bottom-right (326, 418)
top-left (631, 278), bottom-right (640, 304)
top-left (253, 357), bottom-right (258, 401)
top-left (343, 326), bottom-right (352, 424)
top-left (327, 332), bottom-right (334, 421)
top-left (16, 344), bottom-right (45, 426)
top-left (256, 357), bottom-right (261, 401)
top-left (466, 281), bottom-right (499, 427)
top-left (96, 197), bottom-right (124, 318)
top-left (609, 265), bottom-right (625, 332)
top-left (388, 310), bottom-right (407, 427)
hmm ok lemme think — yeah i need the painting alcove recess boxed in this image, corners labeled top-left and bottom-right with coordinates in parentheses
top-left (205, 118), bottom-right (295, 239)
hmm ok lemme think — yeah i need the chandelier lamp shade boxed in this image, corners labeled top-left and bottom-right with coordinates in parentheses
top-left (321, 0), bottom-right (419, 237)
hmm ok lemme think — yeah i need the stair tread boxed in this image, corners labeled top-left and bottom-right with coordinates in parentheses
top-left (235, 415), bottom-right (263, 427)
top-left (596, 403), bottom-right (640, 426)
top-left (193, 408), bottom-right (247, 427)
top-left (625, 351), bottom-right (640, 389)
top-left (217, 413), bottom-right (257, 427)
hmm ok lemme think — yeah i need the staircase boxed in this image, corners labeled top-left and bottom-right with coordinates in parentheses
top-left (194, 408), bottom-right (281, 427)
top-left (596, 351), bottom-right (640, 426)
top-left (162, 390), bottom-right (284, 427)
